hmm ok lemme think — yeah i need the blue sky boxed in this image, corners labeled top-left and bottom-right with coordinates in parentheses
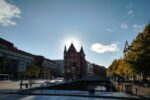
top-left (0, 0), bottom-right (150, 67)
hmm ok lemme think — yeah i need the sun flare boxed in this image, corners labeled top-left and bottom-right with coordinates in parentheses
top-left (64, 37), bottom-right (81, 50)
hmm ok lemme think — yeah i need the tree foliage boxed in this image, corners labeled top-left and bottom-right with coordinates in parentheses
top-left (124, 23), bottom-right (150, 75)
top-left (25, 64), bottom-right (40, 78)
top-left (108, 59), bottom-right (133, 77)
top-left (42, 70), bottom-right (51, 78)
top-left (108, 22), bottom-right (150, 80)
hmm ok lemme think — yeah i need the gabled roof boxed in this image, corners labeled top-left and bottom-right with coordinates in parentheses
top-left (67, 43), bottom-right (77, 52)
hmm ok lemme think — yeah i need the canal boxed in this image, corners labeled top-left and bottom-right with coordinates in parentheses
top-left (37, 80), bottom-right (117, 92)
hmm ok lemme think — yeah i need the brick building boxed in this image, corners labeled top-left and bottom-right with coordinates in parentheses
top-left (64, 43), bottom-right (86, 81)
top-left (93, 64), bottom-right (106, 77)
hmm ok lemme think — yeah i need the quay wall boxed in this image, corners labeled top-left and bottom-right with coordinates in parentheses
top-left (112, 81), bottom-right (150, 96)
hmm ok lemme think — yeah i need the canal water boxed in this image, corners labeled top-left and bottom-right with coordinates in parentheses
top-left (41, 80), bottom-right (117, 92)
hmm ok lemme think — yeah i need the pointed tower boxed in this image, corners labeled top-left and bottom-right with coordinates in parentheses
top-left (123, 41), bottom-right (130, 57)
top-left (68, 43), bottom-right (77, 53)
top-left (80, 46), bottom-right (85, 58)
top-left (123, 41), bottom-right (129, 53)
top-left (64, 45), bottom-right (67, 55)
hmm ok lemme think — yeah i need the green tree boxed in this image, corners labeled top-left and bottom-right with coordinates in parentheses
top-left (108, 59), bottom-right (120, 77)
top-left (124, 23), bottom-right (150, 81)
top-left (43, 70), bottom-right (51, 78)
top-left (25, 64), bottom-right (40, 78)
top-left (108, 58), bottom-right (133, 80)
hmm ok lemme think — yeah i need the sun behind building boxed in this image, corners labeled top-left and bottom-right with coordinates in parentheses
top-left (64, 43), bottom-right (86, 81)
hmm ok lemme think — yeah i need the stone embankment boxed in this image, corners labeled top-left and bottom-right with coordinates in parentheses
top-left (112, 81), bottom-right (150, 96)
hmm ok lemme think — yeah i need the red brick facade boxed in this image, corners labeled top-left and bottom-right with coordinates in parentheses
top-left (64, 43), bottom-right (86, 81)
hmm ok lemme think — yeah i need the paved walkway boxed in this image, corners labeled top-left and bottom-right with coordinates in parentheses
top-left (0, 80), bottom-right (20, 90)
top-left (0, 80), bottom-right (48, 91)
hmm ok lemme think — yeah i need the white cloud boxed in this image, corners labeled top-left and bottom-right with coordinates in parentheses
top-left (127, 10), bottom-right (133, 16)
top-left (121, 23), bottom-right (128, 29)
top-left (125, 9), bottom-right (134, 19)
top-left (0, 0), bottom-right (21, 26)
top-left (91, 43), bottom-right (119, 53)
top-left (106, 28), bottom-right (113, 32)
top-left (133, 24), bottom-right (144, 33)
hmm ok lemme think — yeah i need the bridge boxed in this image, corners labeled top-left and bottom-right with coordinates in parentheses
top-left (35, 75), bottom-right (116, 92)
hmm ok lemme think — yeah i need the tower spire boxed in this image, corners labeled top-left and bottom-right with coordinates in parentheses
top-left (64, 45), bottom-right (67, 54)
top-left (80, 46), bottom-right (85, 57)
top-left (123, 41), bottom-right (129, 53)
